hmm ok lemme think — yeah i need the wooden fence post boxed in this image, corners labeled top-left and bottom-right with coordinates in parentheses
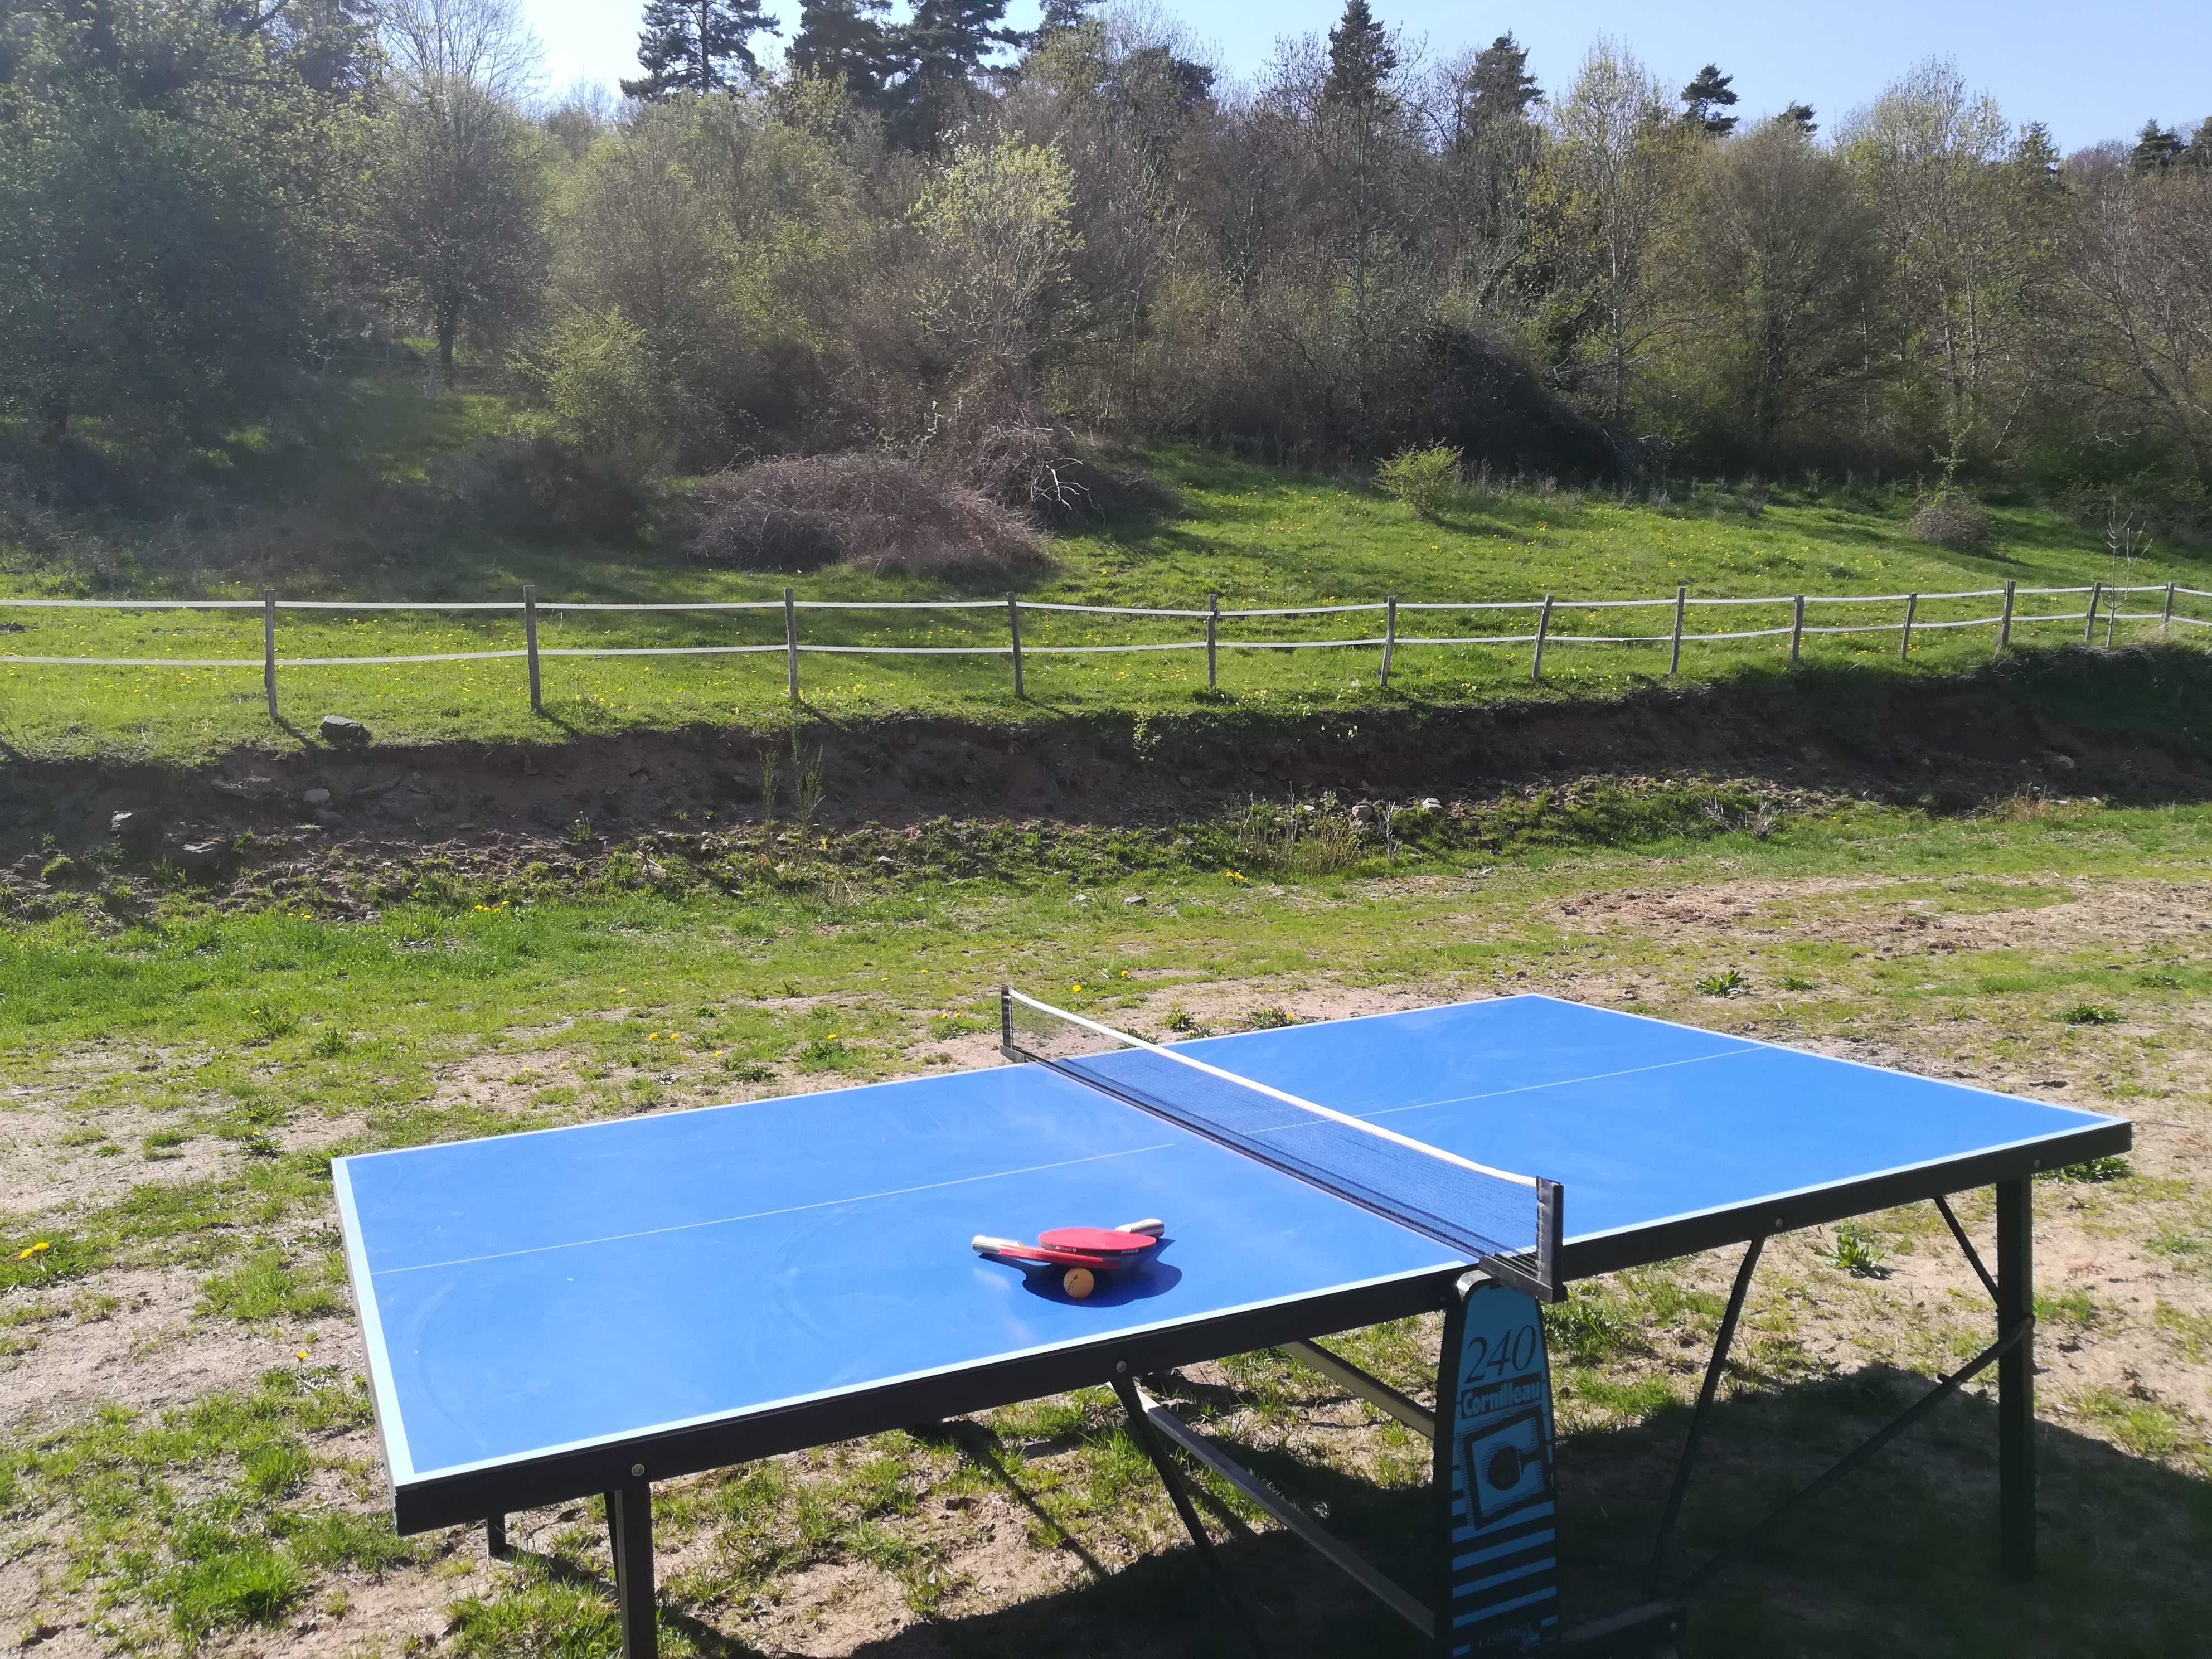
top-left (1531, 594), bottom-right (1555, 684)
top-left (1007, 595), bottom-right (1024, 698)
top-left (783, 587), bottom-right (799, 702)
top-left (1379, 595), bottom-right (1397, 686)
top-left (1206, 593), bottom-right (1219, 690)
top-left (523, 584), bottom-right (541, 713)
top-left (2083, 582), bottom-right (2101, 646)
top-left (1789, 595), bottom-right (1805, 664)
top-left (1997, 579), bottom-right (2016, 654)
top-left (2164, 581), bottom-right (2177, 637)
top-left (1900, 593), bottom-right (1918, 660)
top-left (262, 590), bottom-right (278, 721)
top-left (1668, 585), bottom-right (1686, 676)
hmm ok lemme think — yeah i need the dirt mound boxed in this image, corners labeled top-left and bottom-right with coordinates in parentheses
top-left (2, 648), bottom-right (2208, 900)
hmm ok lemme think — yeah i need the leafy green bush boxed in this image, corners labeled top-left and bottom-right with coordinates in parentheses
top-left (1375, 443), bottom-right (1462, 520)
top-left (526, 307), bottom-right (670, 482)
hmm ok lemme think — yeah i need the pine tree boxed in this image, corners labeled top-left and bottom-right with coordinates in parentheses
top-left (1323, 0), bottom-right (1397, 109)
top-left (2131, 119), bottom-right (2184, 173)
top-left (2179, 116), bottom-right (2212, 168)
top-left (1034, 0), bottom-right (1093, 38)
top-left (1679, 63), bottom-right (1739, 135)
top-left (622, 0), bottom-right (779, 100)
top-left (889, 0), bottom-right (1023, 148)
top-left (1465, 33), bottom-right (1539, 124)
top-left (788, 0), bottom-right (895, 99)
top-left (1778, 101), bottom-right (1816, 136)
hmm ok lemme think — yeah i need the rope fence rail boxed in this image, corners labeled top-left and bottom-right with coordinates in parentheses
top-left (2, 578), bottom-right (2205, 720)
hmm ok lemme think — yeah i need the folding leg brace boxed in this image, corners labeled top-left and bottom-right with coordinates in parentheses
top-left (1647, 1178), bottom-right (2038, 1600)
top-left (1115, 1181), bottom-right (2035, 1657)
top-left (1109, 1287), bottom-right (1678, 1658)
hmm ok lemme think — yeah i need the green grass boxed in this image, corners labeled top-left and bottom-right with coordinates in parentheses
top-left (3, 391), bottom-right (2207, 760)
top-left (0, 1367), bottom-right (411, 1642)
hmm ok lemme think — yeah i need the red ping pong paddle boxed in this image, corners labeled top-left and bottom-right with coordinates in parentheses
top-left (969, 1236), bottom-right (1122, 1269)
top-left (1037, 1222), bottom-right (1163, 1257)
top-left (971, 1219), bottom-right (1165, 1270)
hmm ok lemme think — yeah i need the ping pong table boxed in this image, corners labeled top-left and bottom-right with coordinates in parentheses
top-left (334, 992), bottom-right (2129, 1657)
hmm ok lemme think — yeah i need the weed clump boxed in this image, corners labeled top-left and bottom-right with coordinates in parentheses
top-left (1231, 796), bottom-right (1364, 875)
top-left (1907, 489), bottom-right (1993, 550)
top-left (1831, 1221), bottom-right (1888, 1278)
top-left (2061, 1002), bottom-right (2122, 1026)
top-left (685, 453), bottom-right (1049, 580)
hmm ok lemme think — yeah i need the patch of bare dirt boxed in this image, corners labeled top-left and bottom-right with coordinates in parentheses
top-left (0, 1094), bottom-right (235, 1218)
top-left (1, 1268), bottom-right (352, 1435)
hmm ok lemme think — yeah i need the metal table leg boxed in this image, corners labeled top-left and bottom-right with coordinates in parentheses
top-left (1997, 1177), bottom-right (2036, 1579)
top-left (606, 1477), bottom-right (657, 1659)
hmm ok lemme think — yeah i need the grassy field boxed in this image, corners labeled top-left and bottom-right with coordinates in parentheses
top-left (3, 385), bottom-right (2208, 761)
top-left (3, 788), bottom-right (2211, 1654)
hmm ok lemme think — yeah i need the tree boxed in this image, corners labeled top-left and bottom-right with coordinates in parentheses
top-left (891, 0), bottom-right (1025, 148)
top-left (1656, 119), bottom-right (1881, 443)
top-left (787, 0), bottom-right (895, 101)
top-left (1535, 40), bottom-right (1690, 420)
top-left (0, 0), bottom-right (363, 450)
top-left (1034, 0), bottom-right (1094, 40)
top-left (911, 134), bottom-right (1080, 408)
top-left (1323, 0), bottom-right (1396, 110)
top-left (1778, 101), bottom-right (1816, 135)
top-left (1679, 64), bottom-right (1738, 135)
top-left (1840, 59), bottom-right (2027, 450)
top-left (1463, 34), bottom-right (1539, 124)
top-left (2050, 158), bottom-right (2212, 479)
top-left (2129, 119), bottom-right (2184, 173)
top-left (370, 0), bottom-right (549, 378)
top-left (2184, 117), bottom-right (2212, 168)
top-left (624, 0), bottom-right (779, 99)
top-left (1433, 34), bottom-right (1543, 308)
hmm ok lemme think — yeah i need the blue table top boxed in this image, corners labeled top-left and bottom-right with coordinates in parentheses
top-left (336, 995), bottom-right (2122, 1491)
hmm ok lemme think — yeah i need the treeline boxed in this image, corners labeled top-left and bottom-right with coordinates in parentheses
top-left (3, 0), bottom-right (2209, 521)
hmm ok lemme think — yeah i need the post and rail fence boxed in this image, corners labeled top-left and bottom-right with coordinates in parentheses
top-left (1, 579), bottom-right (2205, 724)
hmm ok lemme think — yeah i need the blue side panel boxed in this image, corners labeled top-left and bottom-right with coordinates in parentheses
top-left (1436, 1282), bottom-right (1558, 1656)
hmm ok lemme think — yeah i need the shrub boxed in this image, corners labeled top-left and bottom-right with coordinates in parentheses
top-left (684, 453), bottom-right (1049, 579)
top-left (1908, 489), bottom-right (1993, 549)
top-left (427, 434), bottom-right (649, 540)
top-left (954, 423), bottom-right (1180, 525)
top-left (1375, 443), bottom-right (1462, 520)
top-left (525, 308), bottom-right (670, 483)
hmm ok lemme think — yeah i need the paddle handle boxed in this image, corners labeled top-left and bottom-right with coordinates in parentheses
top-left (1117, 1218), bottom-right (1165, 1236)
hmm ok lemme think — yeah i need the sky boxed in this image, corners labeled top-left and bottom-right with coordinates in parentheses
top-left (520, 0), bottom-right (2209, 153)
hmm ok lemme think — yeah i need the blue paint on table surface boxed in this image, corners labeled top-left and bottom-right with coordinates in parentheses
top-left (336, 995), bottom-right (2118, 1485)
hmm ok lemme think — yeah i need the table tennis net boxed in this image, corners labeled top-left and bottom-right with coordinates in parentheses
top-left (1002, 990), bottom-right (1557, 1291)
